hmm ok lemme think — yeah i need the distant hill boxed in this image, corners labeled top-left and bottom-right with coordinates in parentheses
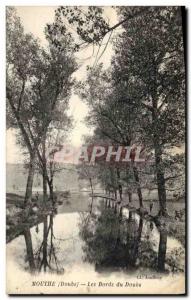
top-left (6, 163), bottom-right (86, 193)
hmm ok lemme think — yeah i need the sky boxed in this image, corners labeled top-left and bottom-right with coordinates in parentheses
top-left (6, 6), bottom-right (118, 163)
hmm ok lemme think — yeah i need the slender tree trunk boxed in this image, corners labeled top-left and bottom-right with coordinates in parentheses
top-left (48, 178), bottom-right (54, 204)
top-left (42, 216), bottom-right (48, 272)
top-left (42, 133), bottom-right (48, 202)
top-left (154, 142), bottom-right (167, 216)
top-left (89, 177), bottom-right (93, 195)
top-left (131, 217), bottom-right (143, 266)
top-left (24, 153), bottom-right (35, 207)
top-left (119, 206), bottom-right (123, 217)
top-left (89, 177), bottom-right (94, 213)
top-left (42, 170), bottom-right (47, 201)
top-left (128, 192), bottom-right (132, 203)
top-left (118, 186), bottom-right (122, 201)
top-left (133, 165), bottom-right (143, 208)
top-left (116, 168), bottom-right (123, 201)
top-left (49, 160), bottom-right (55, 204)
top-left (152, 100), bottom-right (167, 216)
top-left (23, 228), bottom-right (35, 272)
top-left (158, 230), bottom-right (167, 271)
top-left (129, 211), bottom-right (133, 221)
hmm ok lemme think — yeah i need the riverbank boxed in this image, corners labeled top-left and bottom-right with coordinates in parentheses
top-left (6, 192), bottom-right (69, 243)
top-left (6, 192), bottom-right (185, 246)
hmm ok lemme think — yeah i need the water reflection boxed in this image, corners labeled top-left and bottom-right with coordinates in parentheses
top-left (158, 229), bottom-right (167, 272)
top-left (11, 200), bottom-right (184, 276)
top-left (79, 205), bottom-right (157, 272)
top-left (79, 203), bottom-right (184, 274)
top-left (23, 227), bottom-right (35, 272)
top-left (23, 213), bottom-right (64, 274)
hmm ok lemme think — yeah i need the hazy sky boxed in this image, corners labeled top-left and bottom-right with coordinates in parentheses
top-left (7, 6), bottom-right (118, 163)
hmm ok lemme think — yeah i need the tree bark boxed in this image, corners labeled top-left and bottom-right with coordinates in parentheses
top-left (89, 177), bottom-right (94, 213)
top-left (128, 192), bottom-right (132, 203)
top-left (152, 96), bottom-right (167, 216)
top-left (24, 153), bottom-right (35, 207)
top-left (48, 178), bottom-right (54, 204)
top-left (42, 216), bottom-right (48, 272)
top-left (133, 165), bottom-right (143, 208)
top-left (42, 168), bottom-right (48, 202)
top-left (116, 168), bottom-right (123, 201)
top-left (158, 230), bottom-right (167, 271)
top-left (23, 227), bottom-right (35, 272)
top-left (131, 217), bottom-right (143, 266)
top-left (42, 133), bottom-right (48, 202)
top-left (154, 142), bottom-right (167, 216)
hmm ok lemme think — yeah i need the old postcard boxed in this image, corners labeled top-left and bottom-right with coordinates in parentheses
top-left (6, 6), bottom-right (186, 295)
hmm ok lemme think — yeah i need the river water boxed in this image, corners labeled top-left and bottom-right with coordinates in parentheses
top-left (6, 194), bottom-right (185, 294)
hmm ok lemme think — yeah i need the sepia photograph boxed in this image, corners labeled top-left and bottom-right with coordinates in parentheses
top-left (6, 5), bottom-right (186, 295)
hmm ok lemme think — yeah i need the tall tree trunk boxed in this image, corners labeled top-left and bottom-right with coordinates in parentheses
top-left (89, 177), bottom-right (94, 213)
top-left (49, 160), bottom-right (55, 204)
top-left (154, 142), bottom-right (167, 216)
top-left (42, 133), bottom-right (47, 202)
top-left (42, 216), bottom-right (48, 272)
top-left (128, 192), bottom-right (132, 203)
top-left (24, 153), bottom-right (35, 207)
top-left (23, 228), bottom-right (35, 272)
top-left (48, 178), bottom-right (54, 204)
top-left (152, 99), bottom-right (167, 216)
top-left (131, 217), bottom-right (143, 266)
top-left (158, 230), bottom-right (167, 271)
top-left (38, 216), bottom-right (49, 272)
top-left (42, 170), bottom-right (47, 201)
top-left (116, 168), bottom-right (123, 201)
top-left (133, 165), bottom-right (143, 208)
